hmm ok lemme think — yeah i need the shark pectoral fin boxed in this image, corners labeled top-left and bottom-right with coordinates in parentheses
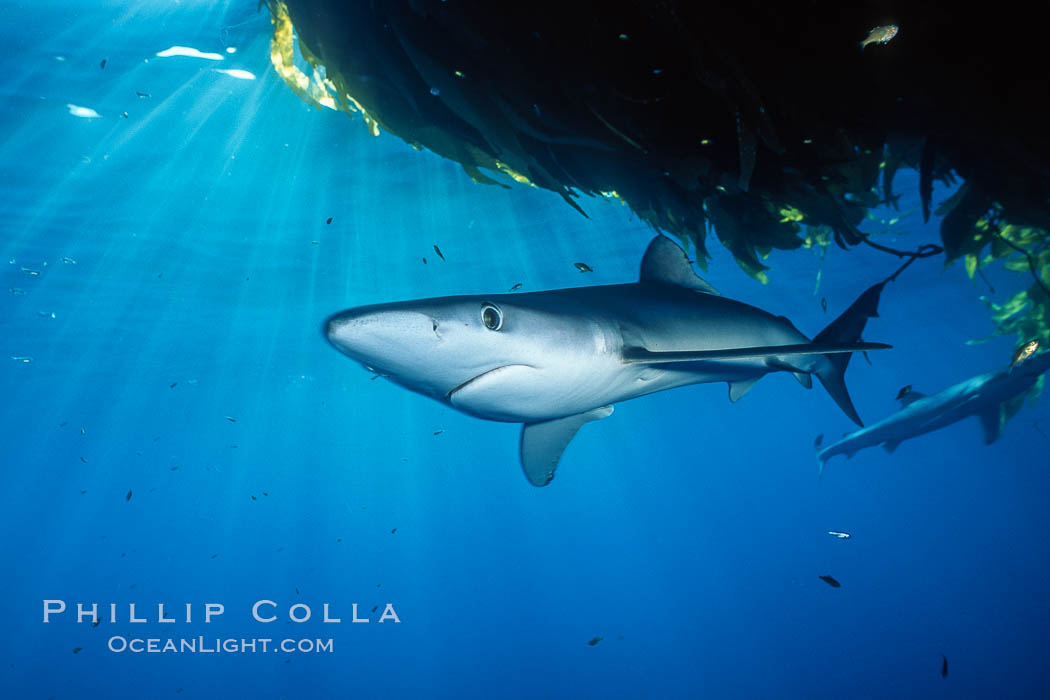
top-left (639, 236), bottom-right (720, 294)
top-left (520, 406), bottom-right (614, 487)
top-left (978, 406), bottom-right (1003, 445)
top-left (728, 377), bottom-right (760, 402)
top-left (882, 440), bottom-right (902, 453)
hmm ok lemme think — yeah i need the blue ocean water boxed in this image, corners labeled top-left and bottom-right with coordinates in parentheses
top-left (1, 2), bottom-right (1048, 698)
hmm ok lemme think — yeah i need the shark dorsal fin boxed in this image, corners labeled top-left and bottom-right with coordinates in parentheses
top-left (639, 236), bottom-right (719, 295)
top-left (898, 390), bottom-right (927, 407)
top-left (519, 406), bottom-right (613, 487)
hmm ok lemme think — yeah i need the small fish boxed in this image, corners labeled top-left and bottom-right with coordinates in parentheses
top-left (433, 245), bottom-right (445, 261)
top-left (21, 267), bottom-right (40, 275)
top-left (125, 489), bottom-right (132, 501)
top-left (9, 288), bottom-right (25, 294)
top-left (813, 434), bottom-right (824, 448)
top-left (92, 619), bottom-right (100, 627)
top-left (210, 554), bottom-right (218, 559)
top-left (391, 528), bottom-right (397, 534)
top-left (251, 495), bottom-right (257, 501)
top-left (100, 59), bottom-right (106, 69)
top-left (263, 492), bottom-right (268, 497)
top-left (60, 422), bottom-right (68, 427)
top-left (820, 297), bottom-right (827, 312)
top-left (819, 575), bottom-right (841, 587)
top-left (326, 217), bottom-right (333, 224)
top-left (122, 111), bottom-right (128, 119)
top-left (941, 654), bottom-right (948, 678)
top-left (574, 262), bottom-right (593, 273)
top-left (371, 605), bottom-right (378, 613)
top-left (11, 356), bottom-right (32, 363)
top-left (170, 382), bottom-right (177, 388)
top-left (827, 531), bottom-right (852, 539)
top-left (37, 311), bottom-right (56, 318)
top-left (80, 456), bottom-right (87, 464)
top-left (587, 637), bottom-right (603, 646)
top-left (1010, 339), bottom-right (1040, 369)
top-left (73, 647), bottom-right (82, 654)
top-left (376, 583), bottom-right (381, 588)
top-left (61, 257), bottom-right (77, 265)
top-left (80, 490), bottom-right (87, 495)
top-left (508, 283), bottom-right (522, 291)
top-left (859, 24), bottom-right (898, 50)
top-left (170, 466), bottom-right (179, 471)
top-left (896, 385), bottom-right (912, 400)
top-left (295, 587), bottom-right (300, 595)
top-left (422, 257), bottom-right (428, 265)
top-left (224, 416), bottom-right (236, 422)
top-left (136, 91), bottom-right (151, 98)
top-left (433, 430), bottom-right (443, 436)
top-left (130, 583), bottom-right (136, 589)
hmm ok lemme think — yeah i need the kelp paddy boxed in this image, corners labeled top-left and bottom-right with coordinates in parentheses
top-left (262, 0), bottom-right (1050, 356)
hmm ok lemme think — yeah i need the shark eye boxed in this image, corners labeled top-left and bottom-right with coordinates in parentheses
top-left (481, 303), bottom-right (503, 331)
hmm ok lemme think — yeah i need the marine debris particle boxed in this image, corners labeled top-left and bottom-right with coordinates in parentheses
top-left (210, 554), bottom-right (218, 559)
top-left (818, 575), bottom-right (841, 587)
top-left (80, 456), bottom-right (87, 463)
top-left (9, 288), bottom-right (25, 294)
top-left (125, 489), bottom-right (132, 502)
top-left (422, 257), bottom-right (427, 265)
top-left (371, 605), bottom-right (378, 613)
top-left (156, 46), bottom-right (224, 60)
top-left (827, 531), bottom-right (852, 539)
top-left (941, 654), bottom-right (948, 678)
top-left (66, 104), bottom-right (101, 119)
top-left (509, 283), bottom-right (522, 291)
top-left (11, 356), bottom-right (32, 363)
top-left (326, 217), bottom-right (333, 224)
top-left (251, 495), bottom-right (257, 501)
top-left (813, 434), bottom-right (823, 448)
top-left (213, 68), bottom-right (256, 80)
top-left (820, 297), bottom-right (827, 312)
top-left (391, 528), bottom-right (397, 534)
top-left (136, 92), bottom-right (150, 98)
top-left (896, 385), bottom-right (912, 400)
top-left (575, 262), bottom-right (593, 272)
top-left (170, 466), bottom-right (179, 471)
top-left (72, 647), bottom-right (82, 654)
top-left (433, 244), bottom-right (446, 261)
top-left (587, 637), bottom-right (603, 646)
top-left (80, 490), bottom-right (87, 495)
top-left (99, 59), bottom-right (106, 69)
top-left (61, 256), bottom-right (76, 264)
top-left (224, 416), bottom-right (237, 422)
top-left (170, 382), bottom-right (177, 388)
top-left (859, 24), bottom-right (899, 50)
top-left (1010, 339), bottom-right (1040, 368)
top-left (92, 619), bottom-right (100, 627)
top-left (122, 112), bottom-right (128, 119)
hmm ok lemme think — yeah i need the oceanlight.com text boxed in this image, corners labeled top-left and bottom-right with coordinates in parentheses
top-left (107, 636), bottom-right (334, 654)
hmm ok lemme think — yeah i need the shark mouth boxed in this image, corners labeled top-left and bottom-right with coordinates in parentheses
top-left (446, 364), bottom-right (534, 399)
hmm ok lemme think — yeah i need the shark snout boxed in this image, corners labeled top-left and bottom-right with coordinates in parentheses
top-left (324, 308), bottom-right (440, 363)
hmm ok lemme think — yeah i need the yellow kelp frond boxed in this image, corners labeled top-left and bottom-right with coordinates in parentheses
top-left (268, 1), bottom-right (338, 111)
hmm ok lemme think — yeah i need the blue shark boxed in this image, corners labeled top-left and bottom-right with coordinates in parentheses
top-left (818, 351), bottom-right (1050, 469)
top-left (324, 236), bottom-right (890, 486)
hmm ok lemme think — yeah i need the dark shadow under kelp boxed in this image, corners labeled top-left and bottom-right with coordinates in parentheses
top-left (264, 0), bottom-right (1050, 351)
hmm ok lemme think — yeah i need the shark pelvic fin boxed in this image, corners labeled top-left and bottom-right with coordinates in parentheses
top-left (622, 342), bottom-right (890, 364)
top-left (639, 236), bottom-right (720, 295)
top-left (882, 440), bottom-right (902, 453)
top-left (520, 406), bottom-right (613, 487)
top-left (978, 406), bottom-right (1003, 445)
top-left (898, 391), bottom-right (927, 407)
top-left (728, 377), bottom-right (760, 402)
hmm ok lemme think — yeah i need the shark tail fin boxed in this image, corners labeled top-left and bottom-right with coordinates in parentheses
top-left (812, 281), bottom-right (888, 427)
